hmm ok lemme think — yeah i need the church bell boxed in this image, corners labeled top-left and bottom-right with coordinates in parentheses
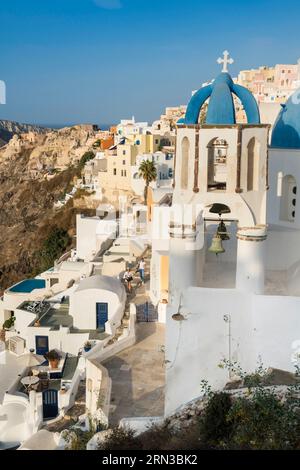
top-left (217, 220), bottom-right (230, 241)
top-left (208, 233), bottom-right (225, 255)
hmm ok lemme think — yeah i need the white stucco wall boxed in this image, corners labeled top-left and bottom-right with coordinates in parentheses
top-left (69, 286), bottom-right (126, 335)
top-left (165, 287), bottom-right (300, 415)
top-left (76, 215), bottom-right (116, 261)
top-left (3, 288), bottom-right (48, 314)
top-left (268, 148), bottom-right (300, 229)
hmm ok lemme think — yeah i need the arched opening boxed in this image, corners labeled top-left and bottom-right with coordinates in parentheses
top-left (181, 137), bottom-right (189, 190)
top-left (280, 175), bottom-right (297, 222)
top-left (247, 137), bottom-right (260, 191)
top-left (207, 138), bottom-right (228, 191)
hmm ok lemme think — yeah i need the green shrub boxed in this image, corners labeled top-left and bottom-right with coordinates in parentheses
top-left (38, 226), bottom-right (70, 271)
top-left (93, 139), bottom-right (101, 148)
top-left (69, 429), bottom-right (96, 451)
top-left (3, 316), bottom-right (15, 330)
top-left (97, 427), bottom-right (142, 451)
top-left (199, 392), bottom-right (233, 447)
top-left (200, 362), bottom-right (300, 450)
top-left (78, 151), bottom-right (95, 171)
top-left (227, 389), bottom-right (300, 449)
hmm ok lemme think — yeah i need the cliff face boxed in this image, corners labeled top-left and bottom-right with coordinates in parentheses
top-left (0, 119), bottom-right (48, 147)
top-left (0, 125), bottom-right (98, 293)
top-left (0, 124), bottom-right (98, 171)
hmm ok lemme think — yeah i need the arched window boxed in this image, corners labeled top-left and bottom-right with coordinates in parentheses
top-left (247, 137), bottom-right (260, 191)
top-left (181, 137), bottom-right (189, 190)
top-left (280, 175), bottom-right (297, 222)
top-left (207, 138), bottom-right (228, 191)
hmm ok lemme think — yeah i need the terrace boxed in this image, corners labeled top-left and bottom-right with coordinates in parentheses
top-left (0, 351), bottom-right (31, 403)
top-left (14, 354), bottom-right (79, 396)
top-left (19, 299), bottom-right (109, 341)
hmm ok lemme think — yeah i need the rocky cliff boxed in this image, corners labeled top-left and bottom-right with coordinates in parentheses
top-left (0, 119), bottom-right (48, 147)
top-left (0, 124), bottom-right (98, 171)
top-left (0, 125), bottom-right (98, 293)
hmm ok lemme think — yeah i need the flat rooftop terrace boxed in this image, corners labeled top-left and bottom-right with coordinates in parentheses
top-left (35, 302), bottom-right (108, 340)
top-left (39, 304), bottom-right (73, 329)
top-left (0, 352), bottom-right (30, 403)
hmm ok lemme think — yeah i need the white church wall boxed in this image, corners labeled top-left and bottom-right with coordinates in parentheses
top-left (239, 127), bottom-right (269, 225)
top-left (268, 148), bottom-right (300, 228)
top-left (201, 192), bottom-right (256, 226)
top-left (266, 228), bottom-right (300, 271)
top-left (165, 286), bottom-right (300, 415)
top-left (174, 128), bottom-right (196, 203)
top-left (252, 294), bottom-right (300, 372)
top-left (165, 287), bottom-right (255, 415)
top-left (240, 126), bottom-right (269, 192)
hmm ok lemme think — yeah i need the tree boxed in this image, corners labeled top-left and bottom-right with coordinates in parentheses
top-left (139, 159), bottom-right (157, 204)
top-left (38, 226), bottom-right (70, 271)
top-left (78, 151), bottom-right (95, 172)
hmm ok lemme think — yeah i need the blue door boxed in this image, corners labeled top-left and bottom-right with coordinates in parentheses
top-left (42, 389), bottom-right (58, 420)
top-left (35, 336), bottom-right (49, 356)
top-left (96, 302), bottom-right (108, 331)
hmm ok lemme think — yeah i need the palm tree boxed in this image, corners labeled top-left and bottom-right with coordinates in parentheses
top-left (139, 159), bottom-right (157, 204)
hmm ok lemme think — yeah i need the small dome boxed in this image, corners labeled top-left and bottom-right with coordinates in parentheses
top-left (182, 72), bottom-right (260, 125)
top-left (271, 90), bottom-right (300, 149)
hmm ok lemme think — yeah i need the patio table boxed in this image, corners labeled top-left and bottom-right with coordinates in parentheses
top-left (21, 375), bottom-right (39, 391)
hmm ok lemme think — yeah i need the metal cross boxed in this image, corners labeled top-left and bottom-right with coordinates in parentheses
top-left (217, 50), bottom-right (234, 73)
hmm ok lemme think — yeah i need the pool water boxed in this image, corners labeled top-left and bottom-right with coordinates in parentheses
top-left (9, 279), bottom-right (46, 293)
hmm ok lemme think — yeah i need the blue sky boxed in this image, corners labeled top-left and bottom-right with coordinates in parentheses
top-left (1, 0), bottom-right (300, 126)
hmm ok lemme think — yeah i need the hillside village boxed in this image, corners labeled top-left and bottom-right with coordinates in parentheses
top-left (1, 56), bottom-right (300, 450)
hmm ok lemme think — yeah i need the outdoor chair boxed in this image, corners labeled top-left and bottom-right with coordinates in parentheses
top-left (38, 371), bottom-right (49, 389)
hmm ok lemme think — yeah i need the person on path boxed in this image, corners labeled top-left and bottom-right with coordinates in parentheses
top-left (137, 258), bottom-right (146, 284)
top-left (123, 269), bottom-right (133, 293)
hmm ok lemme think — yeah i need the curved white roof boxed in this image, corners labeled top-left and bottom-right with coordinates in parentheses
top-left (74, 275), bottom-right (124, 300)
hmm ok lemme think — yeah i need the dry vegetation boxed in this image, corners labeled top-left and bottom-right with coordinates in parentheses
top-left (0, 150), bottom-right (95, 293)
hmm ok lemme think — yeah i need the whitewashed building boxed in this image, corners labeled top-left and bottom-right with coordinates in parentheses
top-left (69, 275), bottom-right (126, 336)
top-left (131, 151), bottom-right (174, 197)
top-left (148, 53), bottom-right (300, 415)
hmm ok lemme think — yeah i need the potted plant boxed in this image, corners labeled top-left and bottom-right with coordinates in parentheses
top-left (3, 316), bottom-right (15, 331)
top-left (84, 341), bottom-right (92, 352)
top-left (45, 349), bottom-right (61, 369)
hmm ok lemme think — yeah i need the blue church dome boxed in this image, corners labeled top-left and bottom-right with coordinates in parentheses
top-left (271, 90), bottom-right (300, 149)
top-left (183, 72), bottom-right (260, 125)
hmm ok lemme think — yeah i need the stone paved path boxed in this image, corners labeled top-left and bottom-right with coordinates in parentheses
top-left (103, 322), bottom-right (165, 426)
top-left (103, 250), bottom-right (165, 426)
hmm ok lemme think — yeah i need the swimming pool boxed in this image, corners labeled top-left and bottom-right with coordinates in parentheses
top-left (9, 279), bottom-right (46, 293)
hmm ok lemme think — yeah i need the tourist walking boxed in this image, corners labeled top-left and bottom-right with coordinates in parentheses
top-left (137, 258), bottom-right (146, 284)
top-left (123, 269), bottom-right (133, 293)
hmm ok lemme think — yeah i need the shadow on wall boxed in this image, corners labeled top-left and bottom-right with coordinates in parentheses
top-left (287, 260), bottom-right (300, 296)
